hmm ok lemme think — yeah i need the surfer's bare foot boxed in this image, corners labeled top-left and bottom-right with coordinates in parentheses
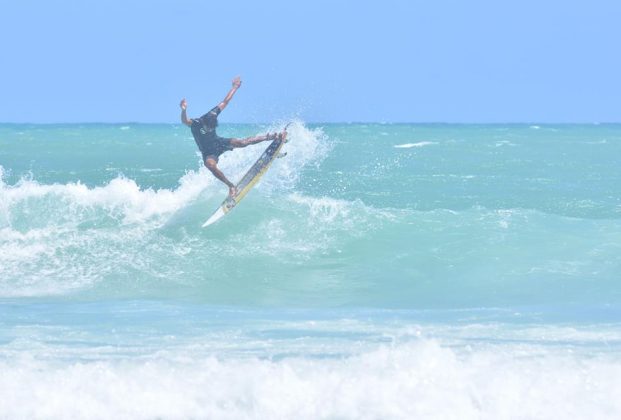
top-left (229, 186), bottom-right (237, 197)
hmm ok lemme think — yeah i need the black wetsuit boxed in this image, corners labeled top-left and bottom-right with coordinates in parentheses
top-left (190, 106), bottom-right (233, 160)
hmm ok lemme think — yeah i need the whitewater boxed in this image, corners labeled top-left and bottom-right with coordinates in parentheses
top-left (1, 122), bottom-right (621, 419)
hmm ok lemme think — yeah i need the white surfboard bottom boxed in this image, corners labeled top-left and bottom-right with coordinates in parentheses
top-left (202, 207), bottom-right (226, 227)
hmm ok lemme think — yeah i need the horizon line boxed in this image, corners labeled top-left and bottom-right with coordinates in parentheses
top-left (2, 121), bottom-right (620, 125)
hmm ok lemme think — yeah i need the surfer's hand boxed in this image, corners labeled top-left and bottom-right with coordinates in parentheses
top-left (232, 76), bottom-right (242, 89)
top-left (180, 99), bottom-right (187, 110)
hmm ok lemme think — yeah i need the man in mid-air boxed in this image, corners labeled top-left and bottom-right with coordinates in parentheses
top-left (180, 76), bottom-right (282, 197)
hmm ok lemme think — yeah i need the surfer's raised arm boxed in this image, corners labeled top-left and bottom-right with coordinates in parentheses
top-left (217, 76), bottom-right (242, 112)
top-left (179, 98), bottom-right (192, 127)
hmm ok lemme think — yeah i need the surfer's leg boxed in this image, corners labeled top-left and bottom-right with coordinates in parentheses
top-left (204, 156), bottom-right (237, 197)
top-left (229, 133), bottom-right (278, 148)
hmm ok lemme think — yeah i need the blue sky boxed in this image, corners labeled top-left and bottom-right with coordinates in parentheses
top-left (1, 0), bottom-right (619, 123)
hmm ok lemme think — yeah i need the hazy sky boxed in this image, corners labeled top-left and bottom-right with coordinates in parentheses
top-left (1, 0), bottom-right (619, 123)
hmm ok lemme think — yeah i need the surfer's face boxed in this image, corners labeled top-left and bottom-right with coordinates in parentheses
top-left (201, 115), bottom-right (217, 128)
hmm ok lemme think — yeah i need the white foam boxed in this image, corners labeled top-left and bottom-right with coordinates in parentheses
top-left (1, 339), bottom-right (620, 419)
top-left (202, 193), bottom-right (402, 266)
top-left (216, 194), bottom-right (393, 259)
top-left (0, 173), bottom-right (205, 225)
top-left (394, 141), bottom-right (436, 149)
top-left (494, 140), bottom-right (517, 147)
top-left (217, 119), bottom-right (330, 193)
top-left (0, 167), bottom-right (210, 296)
top-left (287, 193), bottom-right (395, 226)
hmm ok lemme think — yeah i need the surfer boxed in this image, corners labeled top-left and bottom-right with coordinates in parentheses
top-left (180, 76), bottom-right (282, 197)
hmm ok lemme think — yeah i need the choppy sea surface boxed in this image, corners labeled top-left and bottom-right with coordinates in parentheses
top-left (1, 122), bottom-right (620, 419)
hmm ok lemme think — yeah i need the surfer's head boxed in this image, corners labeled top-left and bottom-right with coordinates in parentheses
top-left (200, 111), bottom-right (218, 129)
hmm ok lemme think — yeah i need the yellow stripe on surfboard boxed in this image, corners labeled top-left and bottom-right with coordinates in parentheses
top-left (203, 132), bottom-right (287, 227)
top-left (223, 141), bottom-right (285, 214)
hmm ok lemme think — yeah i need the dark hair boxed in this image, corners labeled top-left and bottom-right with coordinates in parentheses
top-left (200, 112), bottom-right (218, 129)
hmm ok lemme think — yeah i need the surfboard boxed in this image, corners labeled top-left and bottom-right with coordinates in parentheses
top-left (202, 129), bottom-right (288, 227)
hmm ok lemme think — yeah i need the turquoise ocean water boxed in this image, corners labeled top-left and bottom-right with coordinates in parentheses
top-left (1, 122), bottom-right (621, 418)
